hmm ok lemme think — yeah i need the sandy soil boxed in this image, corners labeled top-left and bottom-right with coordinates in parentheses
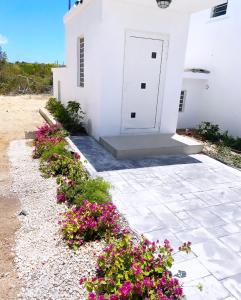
top-left (0, 95), bottom-right (48, 299)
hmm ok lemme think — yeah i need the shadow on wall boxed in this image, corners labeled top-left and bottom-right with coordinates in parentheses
top-left (70, 136), bottom-right (202, 172)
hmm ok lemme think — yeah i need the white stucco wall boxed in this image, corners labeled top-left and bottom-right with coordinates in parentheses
top-left (94, 0), bottom-right (191, 137)
top-left (53, 0), bottom-right (223, 139)
top-left (179, 0), bottom-right (241, 136)
top-left (53, 0), bottom-right (103, 138)
top-left (178, 77), bottom-right (208, 129)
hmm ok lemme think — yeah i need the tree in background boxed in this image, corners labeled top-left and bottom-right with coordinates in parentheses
top-left (0, 47), bottom-right (7, 64)
top-left (0, 48), bottom-right (58, 95)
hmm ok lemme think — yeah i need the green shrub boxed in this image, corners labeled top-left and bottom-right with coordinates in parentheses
top-left (66, 100), bottom-right (85, 126)
top-left (45, 98), bottom-right (85, 134)
top-left (57, 177), bottom-right (111, 206)
top-left (222, 133), bottom-right (241, 152)
top-left (216, 144), bottom-right (241, 169)
top-left (197, 122), bottom-right (221, 142)
top-left (40, 154), bottom-right (88, 179)
top-left (40, 141), bottom-right (71, 161)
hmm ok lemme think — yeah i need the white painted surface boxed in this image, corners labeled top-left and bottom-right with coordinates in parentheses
top-left (179, 0), bottom-right (241, 136)
top-left (122, 32), bottom-right (166, 132)
top-left (53, 0), bottom-right (221, 139)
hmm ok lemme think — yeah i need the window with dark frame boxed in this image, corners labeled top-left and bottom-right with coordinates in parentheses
top-left (179, 90), bottom-right (186, 112)
top-left (79, 37), bottom-right (84, 87)
top-left (211, 2), bottom-right (228, 18)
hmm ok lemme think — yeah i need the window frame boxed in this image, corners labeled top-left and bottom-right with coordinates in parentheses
top-left (77, 37), bottom-right (84, 88)
top-left (179, 90), bottom-right (186, 113)
top-left (211, 2), bottom-right (228, 19)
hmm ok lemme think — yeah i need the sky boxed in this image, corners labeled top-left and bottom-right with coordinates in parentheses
top-left (0, 0), bottom-right (68, 63)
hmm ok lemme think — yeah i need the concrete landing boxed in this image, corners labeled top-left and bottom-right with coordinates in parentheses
top-left (100, 134), bottom-right (203, 159)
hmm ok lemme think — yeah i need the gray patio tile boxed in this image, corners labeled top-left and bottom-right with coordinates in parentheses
top-left (144, 228), bottom-right (182, 249)
top-left (222, 273), bottom-right (241, 299)
top-left (165, 198), bottom-right (207, 213)
top-left (125, 212), bottom-right (164, 234)
top-left (184, 275), bottom-right (230, 300)
top-left (171, 258), bottom-right (210, 283)
top-left (182, 216), bottom-right (202, 230)
top-left (192, 239), bottom-right (241, 280)
top-left (149, 190), bottom-right (185, 203)
top-left (173, 250), bottom-right (197, 264)
top-left (149, 204), bottom-right (187, 231)
top-left (195, 191), bottom-right (218, 204)
top-left (175, 211), bottom-right (190, 220)
top-left (208, 226), bottom-right (230, 238)
top-left (121, 179), bottom-right (146, 192)
top-left (182, 193), bottom-right (199, 199)
top-left (223, 223), bottom-right (241, 234)
top-left (188, 208), bottom-right (226, 228)
top-left (176, 228), bottom-right (216, 245)
top-left (207, 189), bottom-right (241, 204)
top-left (124, 190), bottom-right (161, 207)
top-left (211, 203), bottom-right (241, 223)
top-left (219, 232), bottom-right (241, 252)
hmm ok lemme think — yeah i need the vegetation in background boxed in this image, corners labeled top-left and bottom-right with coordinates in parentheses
top-left (46, 97), bottom-right (85, 134)
top-left (179, 121), bottom-right (241, 169)
top-left (197, 122), bottom-right (221, 142)
top-left (0, 47), bottom-right (58, 95)
top-left (197, 121), bottom-right (241, 152)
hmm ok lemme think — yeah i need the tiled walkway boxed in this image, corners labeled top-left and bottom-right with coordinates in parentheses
top-left (71, 136), bottom-right (241, 300)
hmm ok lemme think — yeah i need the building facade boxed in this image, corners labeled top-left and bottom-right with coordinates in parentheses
top-left (178, 0), bottom-right (241, 137)
top-left (53, 0), bottom-right (222, 140)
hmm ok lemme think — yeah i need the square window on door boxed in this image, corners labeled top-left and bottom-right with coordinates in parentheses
top-left (141, 83), bottom-right (146, 89)
top-left (152, 52), bottom-right (157, 59)
top-left (131, 112), bottom-right (136, 118)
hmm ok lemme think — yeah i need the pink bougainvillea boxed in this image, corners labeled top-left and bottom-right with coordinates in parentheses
top-left (82, 234), bottom-right (191, 300)
top-left (59, 201), bottom-right (121, 249)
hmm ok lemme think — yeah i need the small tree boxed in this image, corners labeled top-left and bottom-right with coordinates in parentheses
top-left (0, 46), bottom-right (7, 65)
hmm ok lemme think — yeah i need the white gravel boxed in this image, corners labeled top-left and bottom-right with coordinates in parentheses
top-left (9, 140), bottom-right (104, 300)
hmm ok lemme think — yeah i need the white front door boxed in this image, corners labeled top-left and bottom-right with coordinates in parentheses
top-left (121, 32), bottom-right (167, 133)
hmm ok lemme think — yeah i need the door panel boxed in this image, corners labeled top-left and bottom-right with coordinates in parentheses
top-left (122, 35), bottom-right (164, 131)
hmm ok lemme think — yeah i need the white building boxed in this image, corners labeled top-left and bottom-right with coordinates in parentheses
top-left (53, 0), bottom-right (222, 158)
top-left (178, 0), bottom-right (241, 137)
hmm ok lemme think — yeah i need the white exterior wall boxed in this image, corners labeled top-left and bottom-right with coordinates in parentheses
top-left (53, 0), bottom-right (223, 139)
top-left (53, 0), bottom-right (103, 138)
top-left (178, 78), bottom-right (207, 129)
top-left (97, 0), bottom-right (190, 137)
top-left (179, 0), bottom-right (241, 136)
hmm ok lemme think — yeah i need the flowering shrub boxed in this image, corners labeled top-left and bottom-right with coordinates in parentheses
top-left (35, 123), bottom-right (68, 142)
top-left (81, 235), bottom-right (191, 300)
top-left (59, 201), bottom-right (121, 249)
top-left (33, 123), bottom-right (68, 159)
top-left (40, 152), bottom-right (89, 179)
top-left (57, 177), bottom-right (111, 206)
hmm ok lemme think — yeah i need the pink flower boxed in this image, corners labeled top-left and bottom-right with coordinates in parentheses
top-left (109, 296), bottom-right (118, 300)
top-left (118, 281), bottom-right (132, 297)
top-left (57, 192), bottom-right (66, 203)
top-left (143, 277), bottom-right (153, 288)
top-left (131, 264), bottom-right (142, 275)
top-left (88, 293), bottom-right (97, 300)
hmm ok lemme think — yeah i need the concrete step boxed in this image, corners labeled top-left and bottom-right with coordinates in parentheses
top-left (99, 134), bottom-right (203, 159)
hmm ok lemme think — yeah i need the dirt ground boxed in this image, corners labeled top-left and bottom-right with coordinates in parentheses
top-left (0, 95), bottom-right (48, 299)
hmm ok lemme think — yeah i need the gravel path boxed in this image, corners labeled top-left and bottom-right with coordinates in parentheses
top-left (9, 140), bottom-right (104, 300)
